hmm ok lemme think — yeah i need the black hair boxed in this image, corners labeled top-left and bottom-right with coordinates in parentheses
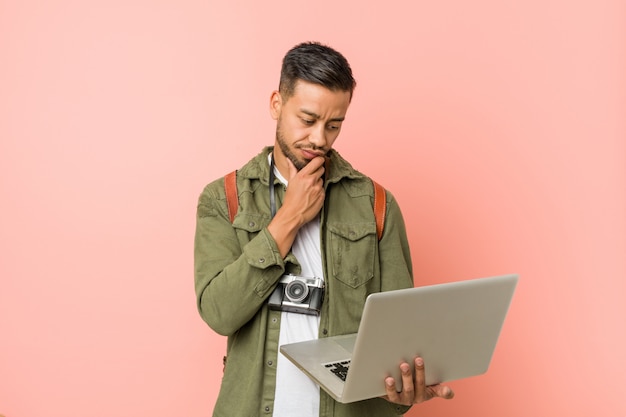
top-left (279, 41), bottom-right (356, 100)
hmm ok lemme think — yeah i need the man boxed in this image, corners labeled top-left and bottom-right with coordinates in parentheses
top-left (194, 41), bottom-right (454, 417)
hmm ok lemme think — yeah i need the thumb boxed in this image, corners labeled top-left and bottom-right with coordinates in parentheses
top-left (286, 157), bottom-right (298, 181)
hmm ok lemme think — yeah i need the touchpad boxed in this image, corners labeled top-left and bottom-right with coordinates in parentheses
top-left (335, 336), bottom-right (356, 353)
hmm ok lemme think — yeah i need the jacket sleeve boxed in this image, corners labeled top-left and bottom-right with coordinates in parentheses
top-left (194, 179), bottom-right (285, 336)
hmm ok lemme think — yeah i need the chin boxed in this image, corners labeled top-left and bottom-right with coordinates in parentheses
top-left (291, 157), bottom-right (307, 171)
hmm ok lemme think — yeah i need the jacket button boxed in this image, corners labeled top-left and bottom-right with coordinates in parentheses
top-left (249, 221), bottom-right (255, 227)
top-left (322, 328), bottom-right (328, 335)
top-left (267, 360), bottom-right (273, 366)
top-left (265, 406), bottom-right (271, 412)
top-left (259, 258), bottom-right (265, 263)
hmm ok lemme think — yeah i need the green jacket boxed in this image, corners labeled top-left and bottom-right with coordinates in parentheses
top-left (195, 147), bottom-right (414, 417)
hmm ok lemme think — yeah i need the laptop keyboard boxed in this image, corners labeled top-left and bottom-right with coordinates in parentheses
top-left (324, 360), bottom-right (351, 381)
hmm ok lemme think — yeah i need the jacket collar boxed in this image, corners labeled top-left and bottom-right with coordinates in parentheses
top-left (237, 146), bottom-right (366, 185)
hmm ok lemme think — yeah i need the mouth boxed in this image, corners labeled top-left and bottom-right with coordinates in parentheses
top-left (299, 147), bottom-right (326, 160)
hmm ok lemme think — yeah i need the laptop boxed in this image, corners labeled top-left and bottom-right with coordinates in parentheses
top-left (279, 274), bottom-right (518, 403)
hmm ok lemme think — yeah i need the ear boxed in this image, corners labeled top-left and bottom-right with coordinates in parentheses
top-left (269, 90), bottom-right (282, 120)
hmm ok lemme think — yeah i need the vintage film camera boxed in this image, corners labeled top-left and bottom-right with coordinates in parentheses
top-left (268, 274), bottom-right (324, 315)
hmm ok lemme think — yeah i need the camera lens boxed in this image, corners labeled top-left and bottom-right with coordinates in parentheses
top-left (285, 280), bottom-right (309, 303)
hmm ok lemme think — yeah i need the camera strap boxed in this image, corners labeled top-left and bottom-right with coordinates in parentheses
top-left (269, 153), bottom-right (277, 219)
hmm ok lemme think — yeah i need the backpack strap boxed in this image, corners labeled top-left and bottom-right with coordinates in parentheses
top-left (372, 180), bottom-right (386, 241)
top-left (224, 171), bottom-right (238, 223)
top-left (223, 170), bottom-right (386, 240)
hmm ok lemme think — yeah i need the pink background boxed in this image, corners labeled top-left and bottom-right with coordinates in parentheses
top-left (1, 1), bottom-right (624, 416)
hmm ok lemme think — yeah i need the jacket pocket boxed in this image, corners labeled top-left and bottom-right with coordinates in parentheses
top-left (327, 222), bottom-right (377, 288)
top-left (232, 212), bottom-right (267, 233)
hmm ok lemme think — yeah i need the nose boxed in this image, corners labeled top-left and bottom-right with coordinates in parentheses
top-left (309, 124), bottom-right (327, 149)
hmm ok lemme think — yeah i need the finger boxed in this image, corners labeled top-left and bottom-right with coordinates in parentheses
top-left (383, 376), bottom-right (400, 403)
top-left (414, 357), bottom-right (426, 403)
top-left (300, 155), bottom-right (325, 177)
top-left (399, 362), bottom-right (414, 403)
top-left (427, 384), bottom-right (455, 400)
top-left (382, 363), bottom-right (414, 406)
top-left (286, 157), bottom-right (298, 181)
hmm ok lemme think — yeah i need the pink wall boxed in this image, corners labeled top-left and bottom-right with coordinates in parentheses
top-left (1, 1), bottom-right (624, 416)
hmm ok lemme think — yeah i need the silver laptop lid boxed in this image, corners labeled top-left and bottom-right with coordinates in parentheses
top-left (340, 274), bottom-right (518, 402)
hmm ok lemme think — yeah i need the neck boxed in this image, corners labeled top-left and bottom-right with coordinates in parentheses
top-left (271, 147), bottom-right (290, 179)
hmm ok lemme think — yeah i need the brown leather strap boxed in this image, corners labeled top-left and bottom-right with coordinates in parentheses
top-left (224, 171), bottom-right (238, 223)
top-left (372, 180), bottom-right (386, 241)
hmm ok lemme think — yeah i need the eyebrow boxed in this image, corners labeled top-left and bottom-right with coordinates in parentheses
top-left (300, 109), bottom-right (345, 123)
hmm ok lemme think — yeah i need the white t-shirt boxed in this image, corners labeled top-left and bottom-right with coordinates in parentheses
top-left (271, 162), bottom-right (322, 417)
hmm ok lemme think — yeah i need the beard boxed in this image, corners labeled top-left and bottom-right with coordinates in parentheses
top-left (276, 137), bottom-right (305, 171)
top-left (275, 122), bottom-right (327, 171)
top-left (275, 126), bottom-right (306, 171)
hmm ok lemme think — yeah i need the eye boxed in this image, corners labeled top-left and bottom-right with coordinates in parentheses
top-left (326, 124), bottom-right (340, 131)
top-left (301, 118), bottom-right (315, 126)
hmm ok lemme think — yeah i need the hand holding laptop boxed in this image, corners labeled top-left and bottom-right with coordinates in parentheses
top-left (383, 356), bottom-right (455, 405)
top-left (280, 274), bottom-right (518, 403)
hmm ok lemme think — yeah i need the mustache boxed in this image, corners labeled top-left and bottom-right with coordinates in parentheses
top-left (295, 144), bottom-right (328, 153)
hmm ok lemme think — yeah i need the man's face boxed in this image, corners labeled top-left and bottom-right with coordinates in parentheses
top-left (270, 80), bottom-right (351, 172)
